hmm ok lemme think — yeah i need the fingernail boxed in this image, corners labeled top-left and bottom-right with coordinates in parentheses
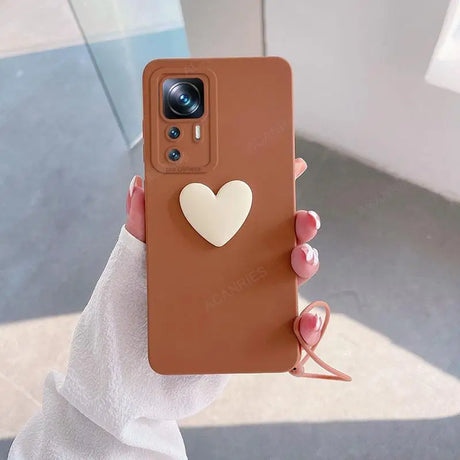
top-left (307, 210), bottom-right (321, 230)
top-left (315, 315), bottom-right (323, 331)
top-left (295, 157), bottom-right (307, 168)
top-left (300, 313), bottom-right (322, 346)
top-left (129, 175), bottom-right (142, 197)
top-left (129, 176), bottom-right (136, 197)
top-left (301, 244), bottom-right (314, 262)
top-left (313, 248), bottom-right (319, 266)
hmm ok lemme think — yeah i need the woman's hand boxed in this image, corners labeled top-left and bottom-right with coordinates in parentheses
top-left (126, 157), bottom-right (323, 345)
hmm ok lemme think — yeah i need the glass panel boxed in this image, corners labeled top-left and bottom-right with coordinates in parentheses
top-left (69, 0), bottom-right (189, 147)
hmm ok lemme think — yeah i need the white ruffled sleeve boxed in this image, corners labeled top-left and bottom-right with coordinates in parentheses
top-left (9, 226), bottom-right (230, 460)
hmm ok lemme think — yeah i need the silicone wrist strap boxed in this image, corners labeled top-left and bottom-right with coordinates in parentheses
top-left (290, 300), bottom-right (352, 381)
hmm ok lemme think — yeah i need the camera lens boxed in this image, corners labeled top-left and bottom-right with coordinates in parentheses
top-left (168, 149), bottom-right (181, 162)
top-left (167, 82), bottom-right (200, 116)
top-left (163, 78), bottom-right (204, 119)
top-left (168, 126), bottom-right (180, 139)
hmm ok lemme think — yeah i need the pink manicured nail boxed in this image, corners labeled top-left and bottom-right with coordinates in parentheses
top-left (301, 244), bottom-right (314, 263)
top-left (299, 313), bottom-right (323, 346)
top-left (313, 248), bottom-right (319, 265)
top-left (307, 210), bottom-right (321, 230)
top-left (129, 175), bottom-right (142, 197)
top-left (129, 176), bottom-right (136, 197)
top-left (295, 157), bottom-right (307, 168)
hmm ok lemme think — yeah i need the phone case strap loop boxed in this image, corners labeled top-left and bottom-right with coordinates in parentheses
top-left (290, 300), bottom-right (352, 381)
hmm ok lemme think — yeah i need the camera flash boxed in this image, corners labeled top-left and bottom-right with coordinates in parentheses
top-left (194, 124), bottom-right (201, 141)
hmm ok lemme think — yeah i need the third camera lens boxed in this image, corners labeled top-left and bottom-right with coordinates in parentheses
top-left (168, 149), bottom-right (181, 162)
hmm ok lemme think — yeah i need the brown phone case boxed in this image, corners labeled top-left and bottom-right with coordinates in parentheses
top-left (143, 57), bottom-right (299, 374)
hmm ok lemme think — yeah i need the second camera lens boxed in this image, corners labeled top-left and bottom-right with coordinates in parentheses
top-left (168, 126), bottom-right (180, 139)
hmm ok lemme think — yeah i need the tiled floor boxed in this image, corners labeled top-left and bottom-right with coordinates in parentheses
top-left (1, 3), bottom-right (459, 458)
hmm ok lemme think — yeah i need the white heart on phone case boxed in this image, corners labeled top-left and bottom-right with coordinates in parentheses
top-left (179, 180), bottom-right (253, 247)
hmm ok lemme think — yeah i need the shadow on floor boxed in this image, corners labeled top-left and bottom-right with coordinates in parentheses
top-left (0, 438), bottom-right (12, 460)
top-left (3, 416), bottom-right (457, 459)
top-left (295, 138), bottom-right (460, 379)
top-left (182, 416), bottom-right (459, 460)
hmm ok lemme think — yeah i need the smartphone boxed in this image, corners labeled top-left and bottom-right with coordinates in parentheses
top-left (142, 57), bottom-right (298, 374)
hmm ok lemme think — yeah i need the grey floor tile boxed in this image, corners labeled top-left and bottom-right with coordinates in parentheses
top-left (0, 438), bottom-right (13, 460)
top-left (182, 416), bottom-right (459, 460)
